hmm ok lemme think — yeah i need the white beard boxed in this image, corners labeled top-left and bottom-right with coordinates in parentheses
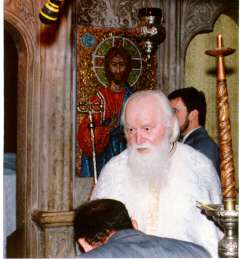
top-left (127, 136), bottom-right (172, 188)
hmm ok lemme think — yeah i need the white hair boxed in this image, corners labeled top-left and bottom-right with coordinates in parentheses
top-left (121, 90), bottom-right (180, 143)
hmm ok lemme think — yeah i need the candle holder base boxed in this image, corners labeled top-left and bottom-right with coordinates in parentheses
top-left (200, 204), bottom-right (238, 258)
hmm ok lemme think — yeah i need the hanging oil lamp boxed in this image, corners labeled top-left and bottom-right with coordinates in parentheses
top-left (135, 7), bottom-right (166, 60)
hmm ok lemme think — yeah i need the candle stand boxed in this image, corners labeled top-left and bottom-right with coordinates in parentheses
top-left (200, 204), bottom-right (238, 258)
top-left (199, 34), bottom-right (238, 258)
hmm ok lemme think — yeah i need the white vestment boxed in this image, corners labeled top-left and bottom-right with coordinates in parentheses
top-left (91, 142), bottom-right (223, 257)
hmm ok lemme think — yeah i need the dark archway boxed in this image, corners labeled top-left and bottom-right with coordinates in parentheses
top-left (4, 29), bottom-right (18, 153)
top-left (4, 16), bottom-right (34, 257)
top-left (3, 29), bottom-right (18, 258)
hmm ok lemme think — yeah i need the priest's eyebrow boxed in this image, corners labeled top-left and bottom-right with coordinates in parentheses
top-left (126, 124), bottom-right (154, 129)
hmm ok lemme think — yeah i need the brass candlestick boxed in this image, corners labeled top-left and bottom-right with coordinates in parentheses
top-left (199, 34), bottom-right (238, 258)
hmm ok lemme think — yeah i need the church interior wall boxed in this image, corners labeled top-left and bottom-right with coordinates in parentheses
top-left (184, 14), bottom-right (239, 202)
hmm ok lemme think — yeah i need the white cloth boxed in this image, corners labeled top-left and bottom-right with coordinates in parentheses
top-left (91, 142), bottom-right (223, 258)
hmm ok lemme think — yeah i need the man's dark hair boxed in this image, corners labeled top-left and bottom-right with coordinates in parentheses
top-left (168, 87), bottom-right (207, 127)
top-left (105, 47), bottom-right (132, 84)
top-left (74, 199), bottom-right (134, 246)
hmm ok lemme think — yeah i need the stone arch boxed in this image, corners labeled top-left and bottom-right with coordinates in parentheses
top-left (4, 10), bottom-right (35, 258)
top-left (181, 1), bottom-right (238, 55)
top-left (179, 0), bottom-right (239, 88)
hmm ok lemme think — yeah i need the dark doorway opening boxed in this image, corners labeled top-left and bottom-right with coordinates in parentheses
top-left (4, 29), bottom-right (18, 259)
top-left (4, 29), bottom-right (18, 153)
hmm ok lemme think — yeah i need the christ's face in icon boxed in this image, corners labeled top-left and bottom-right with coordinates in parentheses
top-left (109, 54), bottom-right (127, 84)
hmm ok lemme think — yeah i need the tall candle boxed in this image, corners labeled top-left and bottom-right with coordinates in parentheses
top-left (205, 34), bottom-right (236, 210)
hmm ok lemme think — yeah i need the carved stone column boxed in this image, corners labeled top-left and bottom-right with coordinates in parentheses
top-left (4, 0), bottom-right (75, 257)
top-left (157, 0), bottom-right (183, 95)
top-left (33, 0), bottom-right (75, 257)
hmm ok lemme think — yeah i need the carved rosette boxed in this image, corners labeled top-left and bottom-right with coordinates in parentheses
top-left (4, 0), bottom-right (36, 43)
top-left (75, 0), bottom-right (143, 29)
top-left (181, 0), bottom-right (238, 53)
top-left (217, 80), bottom-right (236, 200)
top-left (184, 0), bottom-right (220, 34)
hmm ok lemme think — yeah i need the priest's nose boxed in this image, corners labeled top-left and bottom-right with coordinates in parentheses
top-left (136, 131), bottom-right (145, 145)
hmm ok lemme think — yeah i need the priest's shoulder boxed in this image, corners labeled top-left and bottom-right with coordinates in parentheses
top-left (176, 141), bottom-right (215, 165)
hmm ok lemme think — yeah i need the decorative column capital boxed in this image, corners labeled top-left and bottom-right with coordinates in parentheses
top-left (32, 210), bottom-right (76, 228)
top-left (32, 210), bottom-right (76, 258)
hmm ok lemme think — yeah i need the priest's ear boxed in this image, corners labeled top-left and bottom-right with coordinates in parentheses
top-left (169, 116), bottom-right (176, 132)
top-left (189, 109), bottom-right (199, 121)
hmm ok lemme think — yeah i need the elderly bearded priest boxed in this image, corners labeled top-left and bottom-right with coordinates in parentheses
top-left (91, 90), bottom-right (223, 258)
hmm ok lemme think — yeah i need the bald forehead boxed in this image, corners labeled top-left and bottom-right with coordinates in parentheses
top-left (125, 95), bottom-right (164, 124)
top-left (126, 95), bottom-right (161, 112)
